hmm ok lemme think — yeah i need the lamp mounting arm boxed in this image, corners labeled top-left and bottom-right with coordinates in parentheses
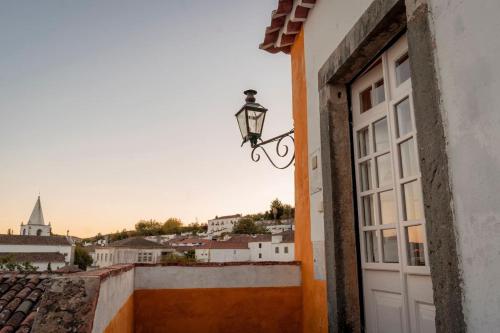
top-left (250, 129), bottom-right (295, 169)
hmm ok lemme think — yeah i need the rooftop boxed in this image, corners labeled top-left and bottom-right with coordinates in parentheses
top-left (0, 253), bottom-right (66, 264)
top-left (259, 0), bottom-right (316, 54)
top-left (103, 237), bottom-right (167, 249)
top-left (0, 236), bottom-right (71, 247)
top-left (0, 273), bottom-right (52, 333)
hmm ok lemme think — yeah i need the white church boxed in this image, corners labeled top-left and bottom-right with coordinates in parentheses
top-left (0, 196), bottom-right (74, 271)
top-left (20, 196), bottom-right (52, 236)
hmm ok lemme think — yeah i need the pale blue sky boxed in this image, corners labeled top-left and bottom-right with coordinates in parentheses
top-left (0, 0), bottom-right (294, 237)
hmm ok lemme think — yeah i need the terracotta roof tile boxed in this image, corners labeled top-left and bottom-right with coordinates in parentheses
top-left (260, 0), bottom-right (316, 54)
top-left (0, 235), bottom-right (71, 246)
top-left (0, 274), bottom-right (51, 332)
top-left (0, 253), bottom-right (66, 263)
top-left (105, 237), bottom-right (167, 249)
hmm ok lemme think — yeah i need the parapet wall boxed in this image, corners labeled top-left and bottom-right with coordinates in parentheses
top-left (32, 263), bottom-right (302, 333)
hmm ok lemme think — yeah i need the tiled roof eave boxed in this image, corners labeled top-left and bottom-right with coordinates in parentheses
top-left (260, 0), bottom-right (316, 54)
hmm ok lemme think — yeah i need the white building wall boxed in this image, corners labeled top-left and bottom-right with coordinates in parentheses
top-left (207, 216), bottom-right (241, 236)
top-left (249, 241), bottom-right (273, 261)
top-left (94, 248), bottom-right (164, 268)
top-left (92, 268), bottom-right (134, 333)
top-left (302, 0), bottom-right (373, 279)
top-left (32, 261), bottom-right (66, 271)
top-left (428, 0), bottom-right (500, 330)
top-left (20, 224), bottom-right (51, 236)
top-left (0, 244), bottom-right (74, 264)
top-left (206, 249), bottom-right (250, 263)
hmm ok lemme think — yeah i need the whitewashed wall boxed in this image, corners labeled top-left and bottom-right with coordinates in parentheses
top-left (302, 0), bottom-right (373, 279)
top-left (429, 0), bottom-right (500, 331)
top-left (92, 268), bottom-right (134, 333)
top-left (206, 249), bottom-right (250, 263)
top-left (0, 244), bottom-right (74, 264)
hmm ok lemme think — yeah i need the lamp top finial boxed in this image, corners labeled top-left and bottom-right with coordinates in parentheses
top-left (244, 89), bottom-right (257, 103)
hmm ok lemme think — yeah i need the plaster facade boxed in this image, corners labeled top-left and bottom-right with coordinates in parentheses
top-left (428, 0), bottom-right (500, 330)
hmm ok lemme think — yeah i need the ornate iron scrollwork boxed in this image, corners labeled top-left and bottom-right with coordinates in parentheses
top-left (250, 129), bottom-right (295, 169)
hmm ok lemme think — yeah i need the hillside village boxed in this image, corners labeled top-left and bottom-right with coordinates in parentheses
top-left (0, 196), bottom-right (296, 272)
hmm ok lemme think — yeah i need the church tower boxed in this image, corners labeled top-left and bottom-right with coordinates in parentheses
top-left (20, 196), bottom-right (52, 236)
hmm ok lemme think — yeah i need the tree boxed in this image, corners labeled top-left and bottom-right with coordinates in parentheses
top-left (74, 245), bottom-right (93, 270)
top-left (233, 218), bottom-right (269, 234)
top-left (47, 262), bottom-right (52, 272)
top-left (135, 220), bottom-right (162, 236)
top-left (162, 218), bottom-right (182, 234)
top-left (270, 198), bottom-right (285, 220)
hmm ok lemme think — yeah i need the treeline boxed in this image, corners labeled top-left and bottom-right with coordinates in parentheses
top-left (244, 198), bottom-right (294, 222)
top-left (87, 218), bottom-right (208, 243)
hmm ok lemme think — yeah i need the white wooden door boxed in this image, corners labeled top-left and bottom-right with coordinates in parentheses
top-left (351, 35), bottom-right (436, 333)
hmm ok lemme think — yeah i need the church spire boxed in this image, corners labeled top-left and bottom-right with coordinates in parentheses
top-left (27, 196), bottom-right (45, 225)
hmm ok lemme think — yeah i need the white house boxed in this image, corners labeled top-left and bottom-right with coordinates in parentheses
top-left (195, 241), bottom-right (250, 263)
top-left (207, 214), bottom-right (241, 236)
top-left (94, 237), bottom-right (173, 268)
top-left (248, 231), bottom-right (294, 262)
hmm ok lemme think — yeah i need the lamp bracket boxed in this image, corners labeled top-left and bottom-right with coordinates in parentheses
top-left (249, 129), bottom-right (295, 169)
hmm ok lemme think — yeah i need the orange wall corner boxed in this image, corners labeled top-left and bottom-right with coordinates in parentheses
top-left (290, 28), bottom-right (328, 333)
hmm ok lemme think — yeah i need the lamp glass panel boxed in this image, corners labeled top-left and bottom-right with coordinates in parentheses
top-left (247, 109), bottom-right (265, 136)
top-left (236, 110), bottom-right (248, 139)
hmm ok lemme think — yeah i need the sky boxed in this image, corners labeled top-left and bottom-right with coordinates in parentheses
top-left (0, 1), bottom-right (294, 238)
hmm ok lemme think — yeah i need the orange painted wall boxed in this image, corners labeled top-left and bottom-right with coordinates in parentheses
top-left (134, 287), bottom-right (302, 333)
top-left (104, 294), bottom-right (134, 333)
top-left (291, 29), bottom-right (328, 333)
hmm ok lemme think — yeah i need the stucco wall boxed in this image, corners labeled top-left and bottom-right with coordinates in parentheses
top-left (290, 29), bottom-right (328, 333)
top-left (0, 244), bottom-right (73, 264)
top-left (429, 0), bottom-right (500, 331)
top-left (134, 287), bottom-right (301, 333)
top-left (134, 264), bottom-right (301, 289)
top-left (93, 268), bottom-right (135, 333)
top-left (303, 0), bottom-right (373, 248)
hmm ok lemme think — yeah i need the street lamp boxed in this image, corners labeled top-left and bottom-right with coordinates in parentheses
top-left (235, 89), bottom-right (294, 169)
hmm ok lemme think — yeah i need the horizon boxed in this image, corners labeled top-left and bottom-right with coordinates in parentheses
top-left (0, 1), bottom-right (294, 238)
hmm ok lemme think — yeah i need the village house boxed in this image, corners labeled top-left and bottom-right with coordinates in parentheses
top-left (254, 0), bottom-right (500, 332)
top-left (94, 237), bottom-right (173, 268)
top-left (206, 214), bottom-right (241, 236)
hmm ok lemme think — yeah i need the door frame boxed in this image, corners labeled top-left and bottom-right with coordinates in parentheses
top-left (317, 0), bottom-right (465, 332)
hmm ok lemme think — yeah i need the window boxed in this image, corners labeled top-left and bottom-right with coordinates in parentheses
top-left (284, 247), bottom-right (289, 254)
top-left (275, 247), bottom-right (279, 254)
top-left (110, 254), bottom-right (113, 262)
top-left (105, 253), bottom-right (108, 262)
top-left (395, 53), bottom-right (410, 85)
top-left (147, 253), bottom-right (153, 262)
top-left (258, 243), bottom-right (262, 249)
top-left (258, 253), bottom-right (262, 259)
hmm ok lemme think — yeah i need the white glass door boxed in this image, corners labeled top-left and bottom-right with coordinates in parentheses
top-left (351, 35), bottom-right (436, 333)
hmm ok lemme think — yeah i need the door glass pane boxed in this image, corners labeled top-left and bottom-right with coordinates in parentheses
top-left (358, 127), bottom-right (370, 158)
top-left (406, 225), bottom-right (426, 266)
top-left (403, 181), bottom-right (423, 221)
top-left (376, 153), bottom-right (393, 188)
top-left (360, 161), bottom-right (372, 191)
top-left (396, 53), bottom-right (411, 86)
top-left (373, 79), bottom-right (385, 105)
top-left (362, 195), bottom-right (375, 226)
top-left (365, 231), bottom-right (379, 263)
top-left (360, 86), bottom-right (373, 113)
top-left (373, 117), bottom-right (389, 152)
top-left (379, 190), bottom-right (396, 224)
top-left (399, 138), bottom-right (418, 178)
top-left (395, 98), bottom-right (412, 137)
top-left (382, 229), bottom-right (399, 263)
